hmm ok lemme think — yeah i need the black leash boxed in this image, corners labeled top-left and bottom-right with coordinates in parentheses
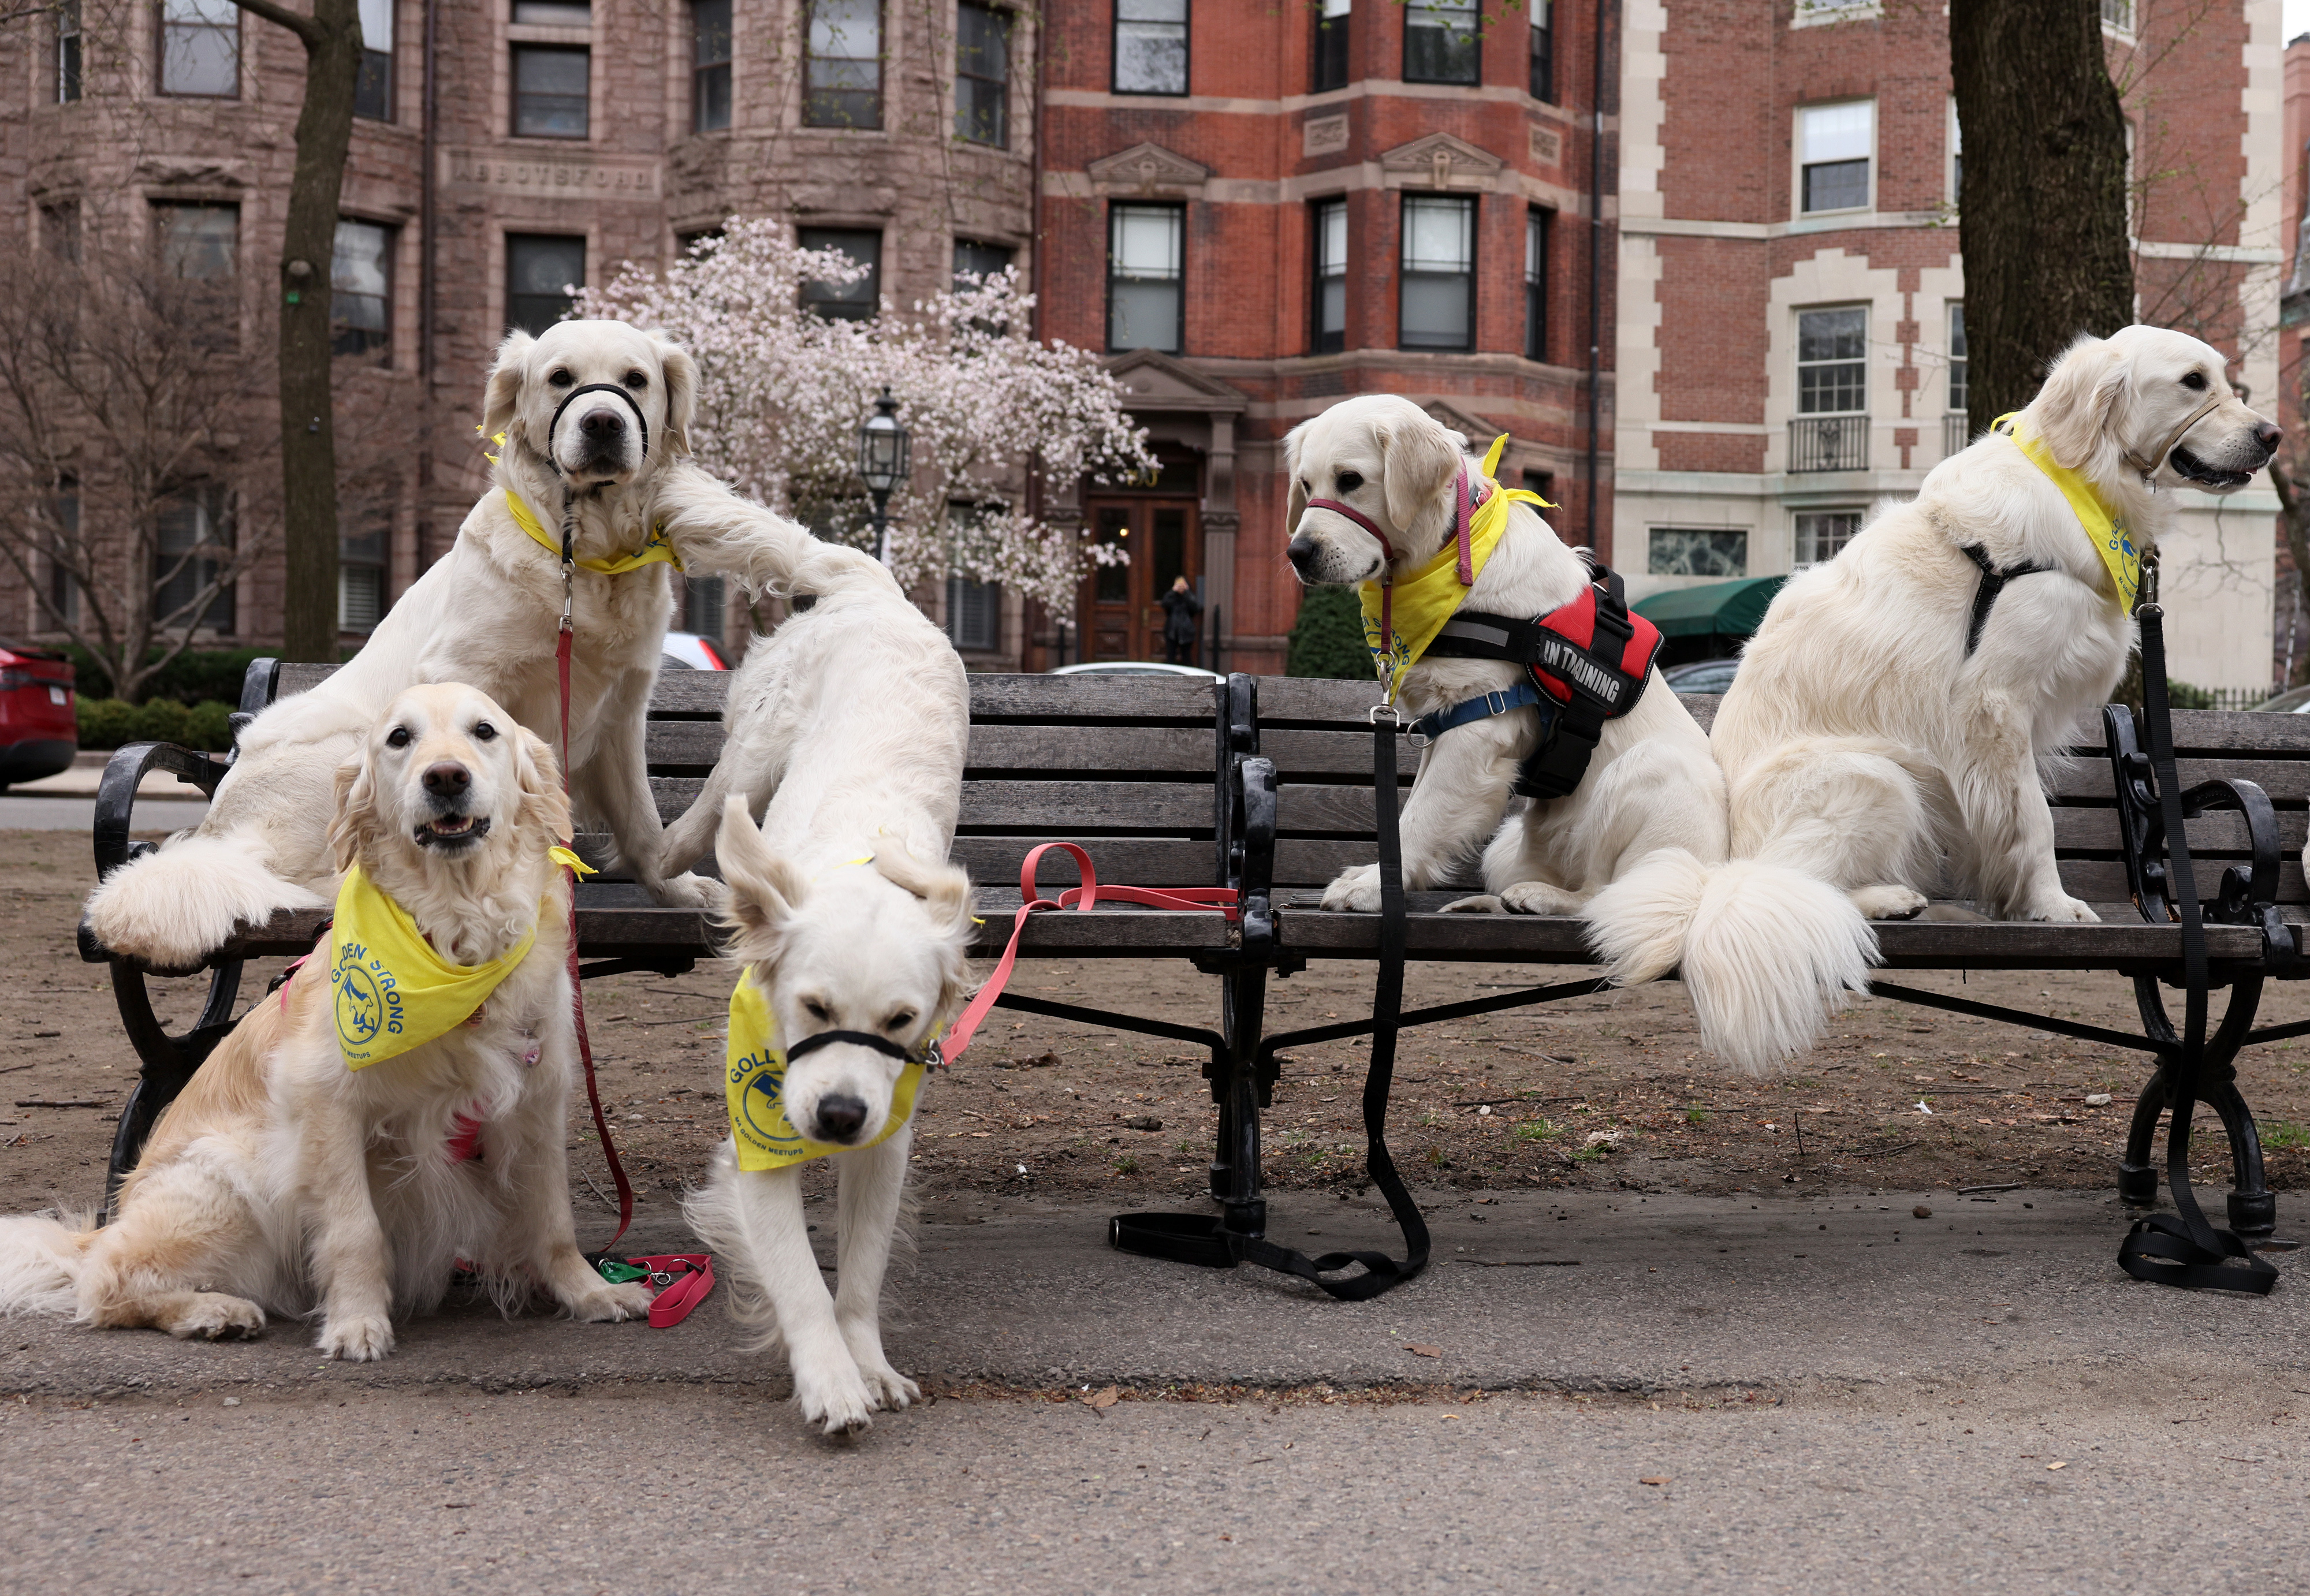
top-left (2116, 585), bottom-right (2276, 1294)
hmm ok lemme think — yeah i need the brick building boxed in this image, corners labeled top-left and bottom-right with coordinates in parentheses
top-left (1618, 0), bottom-right (2286, 692)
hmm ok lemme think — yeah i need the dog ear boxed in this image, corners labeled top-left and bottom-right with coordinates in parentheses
top-left (652, 335), bottom-right (697, 459)
top-left (874, 847), bottom-right (979, 1020)
top-left (514, 727), bottom-right (573, 850)
top-left (482, 331), bottom-right (535, 458)
top-left (2030, 334), bottom-right (2127, 470)
top-left (1379, 412), bottom-right (1466, 538)
top-left (1282, 419), bottom-right (1311, 537)
top-left (328, 749), bottom-right (379, 876)
top-left (714, 796), bottom-right (807, 957)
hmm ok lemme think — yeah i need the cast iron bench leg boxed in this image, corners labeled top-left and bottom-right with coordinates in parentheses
top-left (2115, 971), bottom-right (2274, 1240)
top-left (1211, 962), bottom-right (1270, 1239)
top-left (105, 956), bottom-right (244, 1212)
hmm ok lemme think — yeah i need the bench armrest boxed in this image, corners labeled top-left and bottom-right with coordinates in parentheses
top-left (91, 741), bottom-right (230, 878)
top-left (2182, 777), bottom-right (2295, 969)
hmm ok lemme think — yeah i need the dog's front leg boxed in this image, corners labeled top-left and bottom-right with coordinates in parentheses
top-left (300, 1091), bottom-right (397, 1361)
top-left (1951, 699), bottom-right (2097, 922)
top-left (1320, 710), bottom-right (1521, 912)
top-left (734, 1165), bottom-right (878, 1435)
top-left (577, 666), bottom-right (711, 909)
top-left (834, 1125), bottom-right (919, 1414)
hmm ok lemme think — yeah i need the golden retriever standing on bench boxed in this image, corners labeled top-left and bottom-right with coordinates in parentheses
top-left (1711, 326), bottom-right (2278, 1053)
top-left (0, 684), bottom-right (651, 1356)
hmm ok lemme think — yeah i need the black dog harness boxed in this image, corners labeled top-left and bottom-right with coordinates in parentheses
top-left (1415, 563), bottom-right (1665, 801)
top-left (1958, 545), bottom-right (2057, 657)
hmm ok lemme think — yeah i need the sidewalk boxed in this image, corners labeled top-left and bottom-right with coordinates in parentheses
top-left (3, 749), bottom-right (202, 799)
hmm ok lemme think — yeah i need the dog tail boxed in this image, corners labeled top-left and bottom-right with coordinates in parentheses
top-left (0, 1211), bottom-right (96, 1317)
top-left (83, 831), bottom-right (326, 969)
top-left (1586, 849), bottom-right (1877, 1075)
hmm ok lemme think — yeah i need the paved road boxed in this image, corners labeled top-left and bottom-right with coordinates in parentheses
top-left (2, 1189), bottom-right (2304, 1591)
top-left (0, 796), bottom-right (208, 831)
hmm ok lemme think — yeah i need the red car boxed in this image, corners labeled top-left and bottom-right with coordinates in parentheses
top-left (0, 644), bottom-right (76, 790)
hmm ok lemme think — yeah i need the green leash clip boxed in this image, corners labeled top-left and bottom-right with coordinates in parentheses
top-left (594, 1259), bottom-right (650, 1284)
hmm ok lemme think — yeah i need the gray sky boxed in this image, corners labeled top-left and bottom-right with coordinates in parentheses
top-left (2290, 0), bottom-right (2309, 43)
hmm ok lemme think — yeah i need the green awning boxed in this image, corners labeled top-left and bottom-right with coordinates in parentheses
top-left (1631, 576), bottom-right (1789, 639)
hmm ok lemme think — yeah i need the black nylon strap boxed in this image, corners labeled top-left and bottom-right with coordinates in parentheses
top-left (784, 1028), bottom-right (921, 1065)
top-left (545, 382), bottom-right (650, 476)
top-left (1959, 544), bottom-right (2056, 657)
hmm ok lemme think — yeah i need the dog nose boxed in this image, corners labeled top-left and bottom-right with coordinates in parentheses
top-left (422, 761), bottom-right (470, 797)
top-left (580, 407), bottom-right (625, 441)
top-left (1287, 536), bottom-right (1319, 573)
top-left (814, 1094), bottom-right (868, 1143)
top-left (2255, 421), bottom-right (2282, 454)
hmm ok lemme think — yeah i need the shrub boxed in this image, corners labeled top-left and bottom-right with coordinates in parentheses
top-left (1285, 584), bottom-right (1374, 681)
top-left (76, 697), bottom-right (236, 751)
top-left (75, 699), bottom-right (139, 749)
top-left (66, 647), bottom-right (270, 706)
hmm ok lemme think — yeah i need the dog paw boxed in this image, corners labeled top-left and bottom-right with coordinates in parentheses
top-left (2024, 895), bottom-right (2100, 924)
top-left (1441, 894), bottom-right (1503, 914)
top-left (569, 1280), bottom-right (655, 1323)
top-left (1320, 864), bottom-right (1382, 913)
top-left (793, 1355), bottom-right (877, 1437)
top-left (1500, 881), bottom-right (1584, 916)
top-left (165, 1293), bottom-right (266, 1342)
top-left (856, 1359), bottom-right (921, 1414)
top-left (1850, 884), bottom-right (1928, 921)
top-left (316, 1312), bottom-right (395, 1362)
top-left (651, 872), bottom-right (716, 911)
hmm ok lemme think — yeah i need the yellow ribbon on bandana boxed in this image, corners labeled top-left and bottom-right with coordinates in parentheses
top-left (498, 487), bottom-right (685, 576)
top-left (330, 847), bottom-right (590, 1069)
top-left (1359, 434), bottom-right (1554, 704)
top-left (724, 976), bottom-right (927, 1172)
top-left (1994, 413), bottom-right (2140, 613)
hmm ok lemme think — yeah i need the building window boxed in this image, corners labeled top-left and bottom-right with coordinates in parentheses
top-left (692, 0), bottom-right (731, 132)
top-left (1648, 528), bottom-right (1746, 579)
top-left (947, 574), bottom-right (1001, 651)
top-left (798, 228), bottom-right (882, 320)
top-left (155, 483), bottom-right (234, 633)
top-left (1521, 469), bottom-right (1554, 506)
top-left (355, 0), bottom-right (392, 119)
top-left (340, 523), bottom-right (388, 632)
top-left (1399, 194), bottom-right (1474, 352)
top-left (159, 0), bottom-right (239, 96)
top-left (1524, 207), bottom-right (1548, 361)
top-left (56, 0), bottom-right (81, 103)
top-left (804, 0), bottom-right (880, 129)
top-left (1113, 0), bottom-right (1187, 95)
top-left (1797, 306), bottom-right (1867, 413)
top-left (331, 219), bottom-right (392, 360)
top-left (1793, 510), bottom-right (1861, 569)
top-left (2101, 0), bottom-right (2134, 32)
top-left (1312, 0), bottom-right (1348, 94)
top-left (1946, 302), bottom-right (1967, 414)
top-left (1311, 198), bottom-right (1347, 354)
top-left (1404, 0), bottom-right (1479, 86)
top-left (683, 574), bottom-right (725, 641)
top-left (1528, 0), bottom-right (1551, 102)
top-left (953, 238), bottom-right (1014, 287)
top-left (1798, 101), bottom-right (1872, 214)
top-left (956, 3), bottom-right (1009, 146)
top-left (155, 201), bottom-right (238, 279)
top-left (513, 45), bottom-right (588, 137)
top-left (1107, 203), bottom-right (1183, 353)
top-left (42, 200), bottom-right (81, 262)
top-left (506, 233), bottom-right (584, 334)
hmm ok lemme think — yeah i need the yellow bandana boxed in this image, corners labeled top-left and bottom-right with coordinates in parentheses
top-left (330, 847), bottom-right (588, 1069)
top-left (723, 975), bottom-right (928, 1172)
top-left (1358, 434), bottom-right (1553, 703)
top-left (1995, 413), bottom-right (2140, 613)
top-left (499, 487), bottom-right (685, 576)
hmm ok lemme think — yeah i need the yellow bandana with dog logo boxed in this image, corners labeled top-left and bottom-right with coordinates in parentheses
top-left (724, 975), bottom-right (927, 1172)
top-left (1994, 413), bottom-right (2140, 613)
top-left (330, 847), bottom-right (588, 1069)
top-left (1359, 434), bottom-right (1553, 703)
top-left (498, 487), bottom-right (685, 576)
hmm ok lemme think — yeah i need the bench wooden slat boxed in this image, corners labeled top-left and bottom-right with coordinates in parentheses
top-left (2059, 858), bottom-right (2310, 903)
top-left (967, 674), bottom-right (1221, 722)
top-left (2051, 807), bottom-right (2310, 855)
top-left (2046, 758), bottom-right (2310, 804)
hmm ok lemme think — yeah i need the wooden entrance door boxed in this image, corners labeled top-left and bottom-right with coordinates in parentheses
top-left (1082, 498), bottom-right (1200, 661)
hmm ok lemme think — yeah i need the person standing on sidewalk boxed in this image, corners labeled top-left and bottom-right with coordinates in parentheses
top-left (1160, 576), bottom-right (1202, 666)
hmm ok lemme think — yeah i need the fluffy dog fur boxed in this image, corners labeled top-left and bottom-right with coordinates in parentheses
top-left (87, 319), bottom-right (829, 971)
top-left (1711, 326), bottom-right (2277, 1054)
top-left (0, 684), bottom-right (653, 1356)
top-left (673, 547), bottom-right (973, 1434)
top-left (1284, 395), bottom-right (1873, 1070)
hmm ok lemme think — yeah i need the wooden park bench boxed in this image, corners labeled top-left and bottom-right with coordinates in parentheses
top-left (80, 607), bottom-right (2308, 1298)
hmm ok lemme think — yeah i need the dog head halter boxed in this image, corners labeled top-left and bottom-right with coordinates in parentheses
top-left (1305, 466), bottom-right (1485, 659)
top-left (784, 1028), bottom-right (945, 1071)
top-left (2121, 391), bottom-right (2226, 484)
top-left (545, 382), bottom-right (651, 479)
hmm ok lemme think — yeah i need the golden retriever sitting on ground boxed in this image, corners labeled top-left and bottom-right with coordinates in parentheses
top-left (0, 684), bottom-right (651, 1358)
top-left (1711, 326), bottom-right (2278, 1053)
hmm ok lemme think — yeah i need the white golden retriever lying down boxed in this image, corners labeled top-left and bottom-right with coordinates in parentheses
top-left (1713, 326), bottom-right (2277, 1030)
top-left (673, 550), bottom-right (972, 1434)
top-left (87, 319), bottom-right (827, 972)
top-left (1283, 394), bottom-right (1873, 1071)
top-left (0, 684), bottom-right (652, 1358)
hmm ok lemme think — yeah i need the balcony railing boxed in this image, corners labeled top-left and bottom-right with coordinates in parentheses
top-left (1943, 412), bottom-right (1971, 458)
top-left (1789, 414), bottom-right (1869, 473)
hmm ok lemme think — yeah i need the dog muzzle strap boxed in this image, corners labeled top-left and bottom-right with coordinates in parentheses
top-left (546, 382), bottom-right (650, 469)
top-left (784, 1029), bottom-right (920, 1064)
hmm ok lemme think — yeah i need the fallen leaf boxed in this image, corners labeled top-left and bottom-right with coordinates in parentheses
top-left (1406, 1343), bottom-right (1443, 1358)
top-left (1638, 1476), bottom-right (1672, 1486)
top-left (1083, 1385), bottom-right (1119, 1410)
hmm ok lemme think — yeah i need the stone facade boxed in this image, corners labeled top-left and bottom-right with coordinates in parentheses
top-left (1617, 0), bottom-right (2285, 692)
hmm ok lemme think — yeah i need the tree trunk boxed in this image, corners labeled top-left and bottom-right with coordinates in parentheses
top-left (260, 0), bottom-right (364, 663)
top-left (1950, 0), bottom-right (2134, 437)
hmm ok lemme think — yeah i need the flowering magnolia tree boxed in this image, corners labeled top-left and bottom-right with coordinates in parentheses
top-left (579, 218), bottom-right (1155, 607)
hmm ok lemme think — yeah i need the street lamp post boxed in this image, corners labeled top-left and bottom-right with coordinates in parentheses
top-left (856, 386), bottom-right (910, 565)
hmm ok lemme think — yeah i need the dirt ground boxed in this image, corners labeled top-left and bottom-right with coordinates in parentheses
top-left (8, 827), bottom-right (2310, 1222)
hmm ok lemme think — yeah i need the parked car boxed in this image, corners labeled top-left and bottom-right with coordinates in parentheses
top-left (658, 631), bottom-right (729, 671)
top-left (1663, 657), bottom-right (1739, 696)
top-left (2248, 684), bottom-right (2310, 713)
top-left (1047, 661), bottom-right (1224, 682)
top-left (0, 643), bottom-right (77, 790)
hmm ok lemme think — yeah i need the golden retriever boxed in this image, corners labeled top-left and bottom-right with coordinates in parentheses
top-left (0, 684), bottom-right (653, 1357)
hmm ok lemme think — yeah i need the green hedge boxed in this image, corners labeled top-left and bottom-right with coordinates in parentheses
top-left (65, 647), bottom-right (271, 706)
top-left (76, 698), bottom-right (236, 751)
top-left (1285, 585), bottom-right (1374, 681)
